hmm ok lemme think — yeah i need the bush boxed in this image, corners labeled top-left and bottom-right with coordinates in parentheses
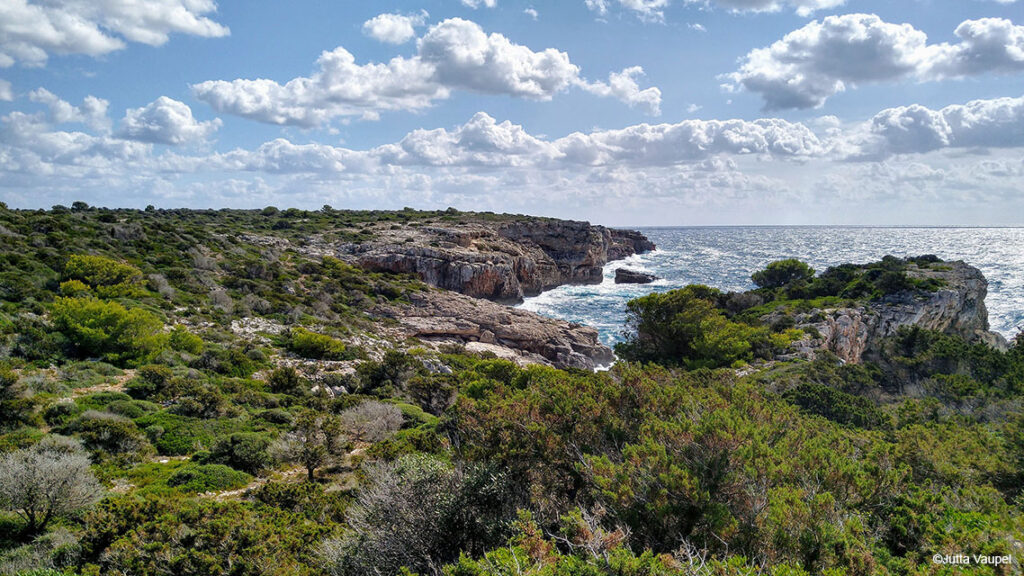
top-left (166, 464), bottom-right (252, 493)
top-left (168, 325), bottom-right (204, 354)
top-left (288, 327), bottom-right (348, 360)
top-left (338, 401), bottom-right (404, 443)
top-left (63, 254), bottom-right (145, 298)
top-left (751, 259), bottom-right (815, 289)
top-left (77, 413), bottom-right (153, 460)
top-left (50, 297), bottom-right (167, 365)
top-left (267, 366), bottom-right (307, 396)
top-left (208, 433), bottom-right (273, 475)
top-left (126, 364), bottom-right (175, 400)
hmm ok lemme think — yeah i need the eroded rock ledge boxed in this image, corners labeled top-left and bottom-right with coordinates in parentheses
top-left (333, 219), bottom-right (655, 302)
top-left (785, 261), bottom-right (1009, 364)
top-left (377, 290), bottom-right (615, 371)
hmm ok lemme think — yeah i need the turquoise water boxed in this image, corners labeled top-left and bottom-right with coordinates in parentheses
top-left (518, 227), bottom-right (1024, 347)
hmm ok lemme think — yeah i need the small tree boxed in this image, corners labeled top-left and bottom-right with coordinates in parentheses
top-left (751, 259), bottom-right (815, 289)
top-left (0, 437), bottom-right (104, 534)
top-left (338, 401), bottom-right (404, 443)
top-left (271, 411), bottom-right (346, 482)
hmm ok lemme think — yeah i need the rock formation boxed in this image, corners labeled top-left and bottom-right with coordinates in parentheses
top-left (615, 268), bottom-right (657, 284)
top-left (330, 219), bottom-right (655, 302)
top-left (377, 289), bottom-right (615, 371)
top-left (786, 261), bottom-right (1009, 363)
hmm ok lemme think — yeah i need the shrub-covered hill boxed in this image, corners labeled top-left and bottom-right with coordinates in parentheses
top-left (1, 208), bottom-right (1022, 576)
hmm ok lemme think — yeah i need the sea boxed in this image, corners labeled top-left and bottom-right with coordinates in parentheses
top-left (518, 227), bottom-right (1024, 347)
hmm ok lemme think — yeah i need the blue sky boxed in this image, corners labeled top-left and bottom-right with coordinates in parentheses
top-left (1, 0), bottom-right (1023, 225)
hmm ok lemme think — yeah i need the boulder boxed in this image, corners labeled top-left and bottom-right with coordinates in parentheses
top-left (615, 268), bottom-right (657, 284)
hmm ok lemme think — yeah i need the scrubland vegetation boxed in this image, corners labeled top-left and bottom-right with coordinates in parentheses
top-left (0, 205), bottom-right (1021, 575)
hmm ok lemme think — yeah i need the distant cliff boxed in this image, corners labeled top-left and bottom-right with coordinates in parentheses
top-left (333, 219), bottom-right (655, 302)
top-left (786, 261), bottom-right (1008, 364)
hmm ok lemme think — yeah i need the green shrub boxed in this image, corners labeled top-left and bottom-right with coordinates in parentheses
top-left (63, 254), bottom-right (145, 298)
top-left (50, 297), bottom-right (167, 365)
top-left (166, 464), bottom-right (252, 493)
top-left (287, 327), bottom-right (347, 360)
top-left (207, 433), bottom-right (273, 474)
top-left (267, 366), bottom-right (306, 396)
top-left (752, 259), bottom-right (815, 289)
top-left (126, 364), bottom-right (174, 399)
top-left (168, 325), bottom-right (204, 354)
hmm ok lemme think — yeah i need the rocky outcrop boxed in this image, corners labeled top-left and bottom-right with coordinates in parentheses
top-left (328, 219), bottom-right (654, 303)
top-left (787, 261), bottom-right (1009, 363)
top-left (378, 289), bottom-right (615, 371)
top-left (615, 268), bottom-right (657, 284)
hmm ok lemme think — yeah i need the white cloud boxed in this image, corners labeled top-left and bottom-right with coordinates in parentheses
top-left (0, 80), bottom-right (12, 101)
top-left (585, 0), bottom-right (670, 21)
top-left (118, 97), bottom-right (221, 145)
top-left (691, 0), bottom-right (847, 17)
top-left (362, 11), bottom-right (428, 45)
top-left (726, 14), bottom-right (1024, 110)
top-left (0, 0), bottom-right (229, 68)
top-left (193, 18), bottom-right (661, 126)
top-left (29, 88), bottom-right (111, 132)
top-left (191, 48), bottom-right (443, 127)
top-left (460, 0), bottom-right (497, 8)
top-left (7, 89), bottom-right (1024, 224)
top-left (577, 67), bottom-right (663, 116)
top-left (524, 8), bottom-right (539, 20)
top-left (688, 23), bottom-right (707, 32)
top-left (849, 95), bottom-right (1024, 159)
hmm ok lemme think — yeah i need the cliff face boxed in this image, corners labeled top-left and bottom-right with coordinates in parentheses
top-left (788, 261), bottom-right (1008, 363)
top-left (334, 220), bottom-right (655, 303)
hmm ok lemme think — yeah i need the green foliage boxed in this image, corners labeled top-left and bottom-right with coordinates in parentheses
top-left (50, 297), bottom-right (166, 365)
top-left (78, 494), bottom-right (330, 575)
top-left (63, 254), bottom-right (145, 298)
top-left (752, 259), bottom-right (815, 289)
top-left (287, 327), bottom-right (348, 360)
top-left (166, 464), bottom-right (252, 493)
top-left (615, 286), bottom-right (788, 368)
top-left (206, 433), bottom-right (273, 475)
top-left (167, 325), bottom-right (203, 354)
top-left (267, 366), bottom-right (307, 396)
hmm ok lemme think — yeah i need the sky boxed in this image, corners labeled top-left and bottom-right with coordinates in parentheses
top-left (0, 0), bottom-right (1023, 226)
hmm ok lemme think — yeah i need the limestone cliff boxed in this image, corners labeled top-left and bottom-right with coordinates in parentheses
top-left (332, 219), bottom-right (655, 302)
top-left (786, 261), bottom-right (1008, 364)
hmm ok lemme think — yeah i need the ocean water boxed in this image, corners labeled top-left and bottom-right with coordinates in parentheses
top-left (518, 227), bottom-right (1024, 347)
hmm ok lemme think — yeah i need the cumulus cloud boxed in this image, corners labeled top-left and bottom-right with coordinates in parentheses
top-left (577, 67), bottom-right (662, 115)
top-left (193, 18), bottom-right (661, 126)
top-left (726, 14), bottom-right (1024, 110)
top-left (362, 11), bottom-right (428, 44)
top-left (524, 8), bottom-right (539, 20)
top-left (849, 95), bottom-right (1024, 159)
top-left (0, 0), bottom-right (229, 68)
top-left (0, 80), bottom-right (13, 101)
top-left (460, 0), bottom-right (497, 7)
top-left (29, 88), bottom-right (111, 132)
top-left (118, 97), bottom-right (221, 145)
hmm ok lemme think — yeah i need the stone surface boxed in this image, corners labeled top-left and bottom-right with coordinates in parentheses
top-left (615, 268), bottom-right (657, 284)
top-left (378, 289), bottom-right (616, 371)
top-left (324, 219), bottom-right (655, 302)
top-left (787, 261), bottom-right (1009, 363)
